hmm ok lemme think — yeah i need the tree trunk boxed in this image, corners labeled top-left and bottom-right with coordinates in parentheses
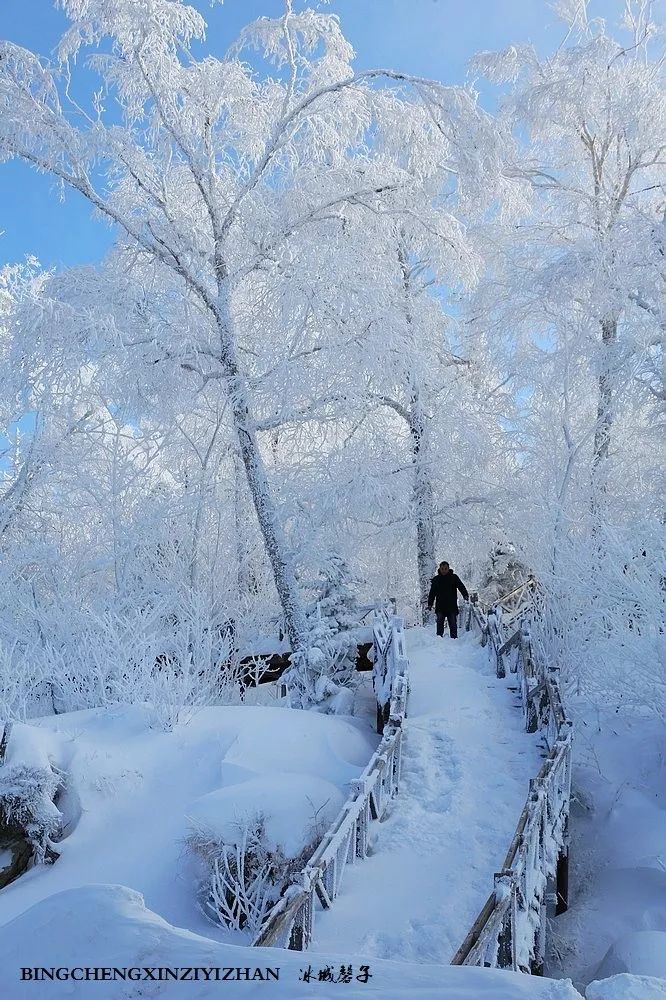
top-left (233, 449), bottom-right (256, 604)
top-left (212, 295), bottom-right (308, 658)
top-left (228, 378), bottom-right (308, 653)
top-left (398, 241), bottom-right (436, 622)
top-left (409, 391), bottom-right (436, 622)
top-left (591, 316), bottom-right (618, 516)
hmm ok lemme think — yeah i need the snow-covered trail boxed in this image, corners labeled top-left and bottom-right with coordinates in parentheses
top-left (313, 626), bottom-right (541, 964)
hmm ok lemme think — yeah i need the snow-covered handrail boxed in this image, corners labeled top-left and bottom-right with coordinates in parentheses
top-left (372, 608), bottom-right (408, 734)
top-left (252, 611), bottom-right (409, 951)
top-left (465, 580), bottom-right (536, 680)
top-left (453, 594), bottom-right (573, 975)
top-left (355, 597), bottom-right (397, 623)
top-left (487, 577), bottom-right (537, 615)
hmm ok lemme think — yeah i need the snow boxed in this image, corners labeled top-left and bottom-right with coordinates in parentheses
top-left (547, 704), bottom-right (666, 991)
top-left (2, 626), bottom-right (661, 1000)
top-left (594, 932), bottom-right (666, 981)
top-left (0, 703), bottom-right (376, 939)
top-left (585, 973), bottom-right (666, 1000)
top-left (3, 722), bottom-right (64, 772)
top-left (312, 627), bottom-right (542, 962)
top-left (0, 883), bottom-right (584, 999)
top-left (188, 774), bottom-right (345, 859)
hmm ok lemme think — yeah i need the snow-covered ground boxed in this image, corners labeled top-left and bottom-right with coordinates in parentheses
top-left (0, 882), bottom-right (584, 999)
top-left (0, 702), bottom-right (377, 940)
top-left (548, 701), bottom-right (666, 991)
top-left (1, 626), bottom-right (664, 1000)
top-left (313, 628), bottom-right (542, 963)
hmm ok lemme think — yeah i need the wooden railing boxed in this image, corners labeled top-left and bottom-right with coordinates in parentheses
top-left (372, 607), bottom-right (408, 734)
top-left (252, 609), bottom-right (409, 950)
top-left (453, 587), bottom-right (572, 975)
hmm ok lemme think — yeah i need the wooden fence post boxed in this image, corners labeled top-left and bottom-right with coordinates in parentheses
top-left (0, 722), bottom-right (11, 762)
top-left (288, 893), bottom-right (313, 951)
top-left (489, 611), bottom-right (505, 678)
top-left (350, 780), bottom-right (369, 859)
top-left (556, 723), bottom-right (573, 915)
top-left (556, 814), bottom-right (570, 915)
top-left (465, 595), bottom-right (476, 632)
top-left (494, 872), bottom-right (517, 970)
top-left (532, 897), bottom-right (547, 976)
top-left (527, 777), bottom-right (547, 976)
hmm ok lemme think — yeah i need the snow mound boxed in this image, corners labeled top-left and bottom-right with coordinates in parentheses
top-left (594, 931), bottom-right (666, 980)
top-left (0, 704), bottom-right (376, 938)
top-left (217, 705), bottom-right (374, 778)
top-left (586, 973), bottom-right (666, 999)
top-left (3, 723), bottom-right (64, 772)
top-left (0, 884), bottom-right (584, 999)
top-left (188, 774), bottom-right (345, 858)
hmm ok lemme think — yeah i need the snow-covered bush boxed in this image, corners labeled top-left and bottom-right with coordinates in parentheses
top-left (475, 541), bottom-right (532, 606)
top-left (283, 554), bottom-right (364, 712)
top-left (312, 554), bottom-right (364, 634)
top-left (527, 521), bottom-right (666, 717)
top-left (0, 640), bottom-right (54, 722)
top-left (0, 763), bottom-right (61, 863)
top-left (0, 724), bottom-right (62, 865)
top-left (0, 594), bottom-right (248, 731)
top-left (186, 775), bottom-right (343, 936)
top-left (188, 813), bottom-right (314, 936)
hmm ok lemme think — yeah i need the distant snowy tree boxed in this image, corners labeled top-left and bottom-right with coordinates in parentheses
top-left (311, 553), bottom-right (363, 634)
top-left (464, 0), bottom-right (666, 703)
top-left (476, 541), bottom-right (531, 605)
top-left (471, 0), bottom-right (665, 514)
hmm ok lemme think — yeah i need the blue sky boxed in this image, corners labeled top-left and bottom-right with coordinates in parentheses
top-left (0, 0), bottom-right (626, 271)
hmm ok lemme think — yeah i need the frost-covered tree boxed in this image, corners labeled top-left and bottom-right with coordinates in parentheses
top-left (470, 0), bottom-right (665, 510)
top-left (0, 1), bottom-right (514, 701)
top-left (463, 1), bottom-right (666, 704)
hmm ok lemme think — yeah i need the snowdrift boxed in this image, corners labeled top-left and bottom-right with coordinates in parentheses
top-left (0, 883), bottom-right (584, 999)
top-left (585, 973), bottom-right (666, 1000)
top-left (0, 703), bottom-right (376, 937)
top-left (594, 930), bottom-right (666, 981)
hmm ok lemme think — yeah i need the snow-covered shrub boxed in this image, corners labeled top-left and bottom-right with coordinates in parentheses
top-left (188, 813), bottom-right (315, 936)
top-left (312, 554), bottom-right (364, 633)
top-left (0, 725), bottom-right (62, 865)
top-left (0, 640), bottom-right (54, 722)
top-left (284, 554), bottom-right (364, 712)
top-left (527, 521), bottom-right (666, 717)
top-left (4, 594), bottom-right (247, 731)
top-left (186, 775), bottom-right (343, 936)
top-left (0, 764), bottom-right (61, 863)
top-left (475, 541), bottom-right (532, 605)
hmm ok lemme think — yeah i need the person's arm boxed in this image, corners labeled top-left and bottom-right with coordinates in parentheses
top-left (456, 575), bottom-right (469, 601)
top-left (427, 578), bottom-right (436, 609)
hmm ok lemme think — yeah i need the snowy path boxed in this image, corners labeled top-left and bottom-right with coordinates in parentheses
top-left (313, 627), bottom-right (541, 964)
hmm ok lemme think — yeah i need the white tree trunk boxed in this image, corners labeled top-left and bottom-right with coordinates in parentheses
top-left (232, 449), bottom-right (255, 604)
top-left (398, 242), bottom-right (436, 621)
top-left (591, 315), bottom-right (618, 518)
top-left (227, 376), bottom-right (308, 653)
top-left (409, 391), bottom-right (436, 622)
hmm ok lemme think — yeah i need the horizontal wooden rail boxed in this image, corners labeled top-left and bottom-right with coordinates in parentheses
top-left (453, 590), bottom-right (573, 975)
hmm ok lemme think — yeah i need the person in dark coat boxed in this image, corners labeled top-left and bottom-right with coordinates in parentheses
top-left (427, 561), bottom-right (469, 638)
